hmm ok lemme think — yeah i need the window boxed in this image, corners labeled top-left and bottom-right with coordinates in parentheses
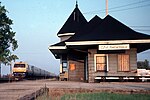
top-left (62, 62), bottom-right (67, 68)
top-left (62, 61), bottom-right (68, 72)
top-left (14, 64), bottom-right (25, 68)
top-left (94, 54), bottom-right (107, 72)
top-left (118, 54), bottom-right (129, 71)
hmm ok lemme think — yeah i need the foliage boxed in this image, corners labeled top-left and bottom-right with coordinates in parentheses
top-left (137, 59), bottom-right (150, 69)
top-left (0, 2), bottom-right (18, 65)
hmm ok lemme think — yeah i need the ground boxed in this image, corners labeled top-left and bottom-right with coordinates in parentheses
top-left (0, 79), bottom-right (150, 100)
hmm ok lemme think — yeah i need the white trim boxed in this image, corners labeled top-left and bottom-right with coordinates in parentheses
top-left (95, 77), bottom-right (119, 79)
top-left (106, 77), bottom-right (119, 79)
top-left (95, 77), bottom-right (101, 79)
top-left (95, 77), bottom-right (150, 80)
top-left (49, 46), bottom-right (66, 50)
top-left (57, 33), bottom-right (75, 37)
top-left (106, 54), bottom-right (109, 71)
top-left (65, 39), bottom-right (150, 45)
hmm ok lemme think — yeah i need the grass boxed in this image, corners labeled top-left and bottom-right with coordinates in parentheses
top-left (37, 92), bottom-right (150, 100)
top-left (61, 92), bottom-right (150, 100)
top-left (37, 92), bottom-right (50, 100)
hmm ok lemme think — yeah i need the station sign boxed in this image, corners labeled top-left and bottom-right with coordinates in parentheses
top-left (99, 44), bottom-right (130, 50)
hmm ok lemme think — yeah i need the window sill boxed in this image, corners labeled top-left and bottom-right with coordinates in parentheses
top-left (117, 71), bottom-right (130, 72)
top-left (96, 70), bottom-right (106, 72)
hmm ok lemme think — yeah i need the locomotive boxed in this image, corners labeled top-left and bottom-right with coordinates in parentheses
top-left (12, 62), bottom-right (56, 80)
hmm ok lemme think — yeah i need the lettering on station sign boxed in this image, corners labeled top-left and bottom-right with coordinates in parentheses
top-left (99, 44), bottom-right (130, 50)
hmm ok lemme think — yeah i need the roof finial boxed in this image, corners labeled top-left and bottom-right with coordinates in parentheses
top-left (76, 0), bottom-right (78, 8)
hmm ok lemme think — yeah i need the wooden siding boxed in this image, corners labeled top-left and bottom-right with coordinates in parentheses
top-left (108, 54), bottom-right (118, 74)
top-left (68, 60), bottom-right (84, 81)
top-left (88, 49), bottom-right (97, 83)
top-left (88, 48), bottom-right (137, 82)
top-left (129, 48), bottom-right (137, 71)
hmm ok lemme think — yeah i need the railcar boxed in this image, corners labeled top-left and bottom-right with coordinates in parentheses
top-left (12, 62), bottom-right (55, 80)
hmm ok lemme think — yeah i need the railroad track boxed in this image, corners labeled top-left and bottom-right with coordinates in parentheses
top-left (0, 78), bottom-right (14, 83)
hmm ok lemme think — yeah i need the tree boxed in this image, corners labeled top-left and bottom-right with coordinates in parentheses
top-left (0, 2), bottom-right (18, 76)
top-left (144, 59), bottom-right (149, 69)
top-left (137, 59), bottom-right (149, 69)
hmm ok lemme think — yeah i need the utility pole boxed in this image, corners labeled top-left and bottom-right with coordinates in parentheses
top-left (106, 0), bottom-right (108, 16)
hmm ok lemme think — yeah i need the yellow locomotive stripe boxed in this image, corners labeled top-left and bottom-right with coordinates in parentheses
top-left (13, 68), bottom-right (26, 72)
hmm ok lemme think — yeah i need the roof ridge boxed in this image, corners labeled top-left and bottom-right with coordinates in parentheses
top-left (66, 15), bottom-right (150, 42)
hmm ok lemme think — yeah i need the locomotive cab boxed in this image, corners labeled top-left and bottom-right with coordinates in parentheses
top-left (13, 62), bottom-right (28, 79)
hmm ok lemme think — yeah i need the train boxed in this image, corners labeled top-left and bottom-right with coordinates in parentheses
top-left (12, 62), bottom-right (56, 80)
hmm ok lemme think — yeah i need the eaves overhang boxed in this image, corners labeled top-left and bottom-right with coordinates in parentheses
top-left (65, 39), bottom-right (150, 46)
top-left (49, 46), bottom-right (67, 59)
top-left (57, 33), bottom-right (75, 37)
top-left (49, 46), bottom-right (67, 50)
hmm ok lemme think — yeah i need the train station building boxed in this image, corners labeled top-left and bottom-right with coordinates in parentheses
top-left (49, 3), bottom-right (150, 82)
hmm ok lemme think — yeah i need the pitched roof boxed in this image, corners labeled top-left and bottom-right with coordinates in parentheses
top-left (57, 4), bottom-right (87, 37)
top-left (67, 15), bottom-right (150, 42)
top-left (51, 41), bottom-right (66, 47)
top-left (49, 41), bottom-right (67, 59)
top-left (66, 15), bottom-right (102, 41)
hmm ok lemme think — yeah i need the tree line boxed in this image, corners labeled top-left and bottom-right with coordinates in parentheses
top-left (137, 59), bottom-right (150, 69)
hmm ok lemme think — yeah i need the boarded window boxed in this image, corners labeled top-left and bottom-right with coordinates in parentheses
top-left (95, 56), bottom-right (106, 71)
top-left (69, 64), bottom-right (75, 71)
top-left (118, 54), bottom-right (129, 71)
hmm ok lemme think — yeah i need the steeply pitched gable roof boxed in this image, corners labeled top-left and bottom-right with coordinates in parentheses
top-left (57, 4), bottom-right (87, 37)
top-left (67, 15), bottom-right (150, 42)
top-left (67, 15), bottom-right (102, 41)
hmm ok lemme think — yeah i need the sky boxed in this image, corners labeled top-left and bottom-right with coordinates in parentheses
top-left (1, 0), bottom-right (150, 75)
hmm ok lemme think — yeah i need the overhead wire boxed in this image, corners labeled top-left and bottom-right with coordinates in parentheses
top-left (105, 0), bottom-right (149, 10)
top-left (130, 26), bottom-right (150, 27)
top-left (134, 29), bottom-right (150, 32)
top-left (108, 3), bottom-right (150, 13)
top-left (83, 1), bottom-right (150, 33)
top-left (130, 26), bottom-right (150, 32)
top-left (83, 0), bottom-right (150, 14)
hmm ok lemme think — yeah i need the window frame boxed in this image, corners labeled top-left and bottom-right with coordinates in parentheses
top-left (62, 60), bottom-right (68, 73)
top-left (94, 54), bottom-right (108, 72)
